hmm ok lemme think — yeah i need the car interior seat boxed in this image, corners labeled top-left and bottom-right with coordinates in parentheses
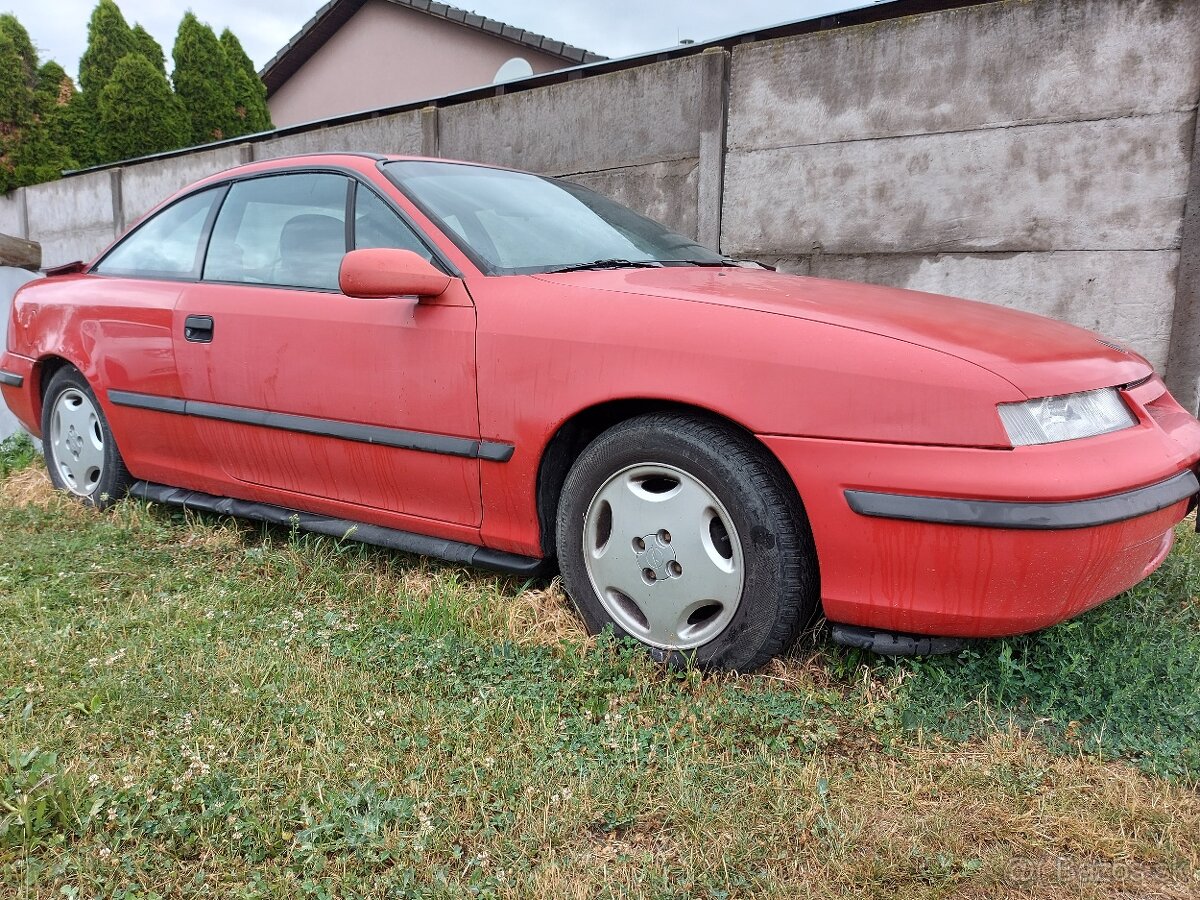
top-left (275, 213), bottom-right (347, 289)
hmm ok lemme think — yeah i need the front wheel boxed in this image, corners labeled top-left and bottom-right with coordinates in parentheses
top-left (556, 414), bottom-right (819, 671)
top-left (41, 367), bottom-right (132, 508)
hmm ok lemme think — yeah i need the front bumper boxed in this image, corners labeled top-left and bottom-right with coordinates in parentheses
top-left (761, 376), bottom-right (1200, 638)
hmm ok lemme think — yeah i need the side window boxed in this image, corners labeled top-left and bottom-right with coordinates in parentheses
top-left (94, 188), bottom-right (221, 279)
top-left (204, 173), bottom-right (349, 291)
top-left (353, 184), bottom-right (433, 260)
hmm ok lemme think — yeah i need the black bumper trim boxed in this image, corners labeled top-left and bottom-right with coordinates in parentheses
top-left (107, 389), bottom-right (514, 462)
top-left (0, 370), bottom-right (23, 388)
top-left (845, 469), bottom-right (1199, 531)
top-left (129, 481), bottom-right (545, 576)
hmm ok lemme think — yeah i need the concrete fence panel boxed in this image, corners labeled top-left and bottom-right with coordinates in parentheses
top-left (121, 144), bottom-right (253, 226)
top-left (252, 110), bottom-right (425, 160)
top-left (724, 116), bottom-right (1192, 257)
top-left (727, 1), bottom-right (1200, 151)
top-left (25, 170), bottom-right (119, 269)
top-left (0, 192), bottom-right (25, 239)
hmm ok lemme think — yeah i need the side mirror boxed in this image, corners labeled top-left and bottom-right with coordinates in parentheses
top-left (339, 248), bottom-right (452, 300)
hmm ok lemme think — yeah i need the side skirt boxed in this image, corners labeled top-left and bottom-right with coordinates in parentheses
top-left (129, 481), bottom-right (546, 577)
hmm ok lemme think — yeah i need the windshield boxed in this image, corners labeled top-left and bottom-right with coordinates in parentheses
top-left (383, 160), bottom-right (726, 275)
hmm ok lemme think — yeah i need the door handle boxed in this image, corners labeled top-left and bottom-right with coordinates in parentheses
top-left (184, 315), bottom-right (214, 343)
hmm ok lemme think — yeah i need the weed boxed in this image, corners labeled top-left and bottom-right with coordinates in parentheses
top-left (0, 748), bottom-right (81, 849)
top-left (0, 432), bottom-right (37, 479)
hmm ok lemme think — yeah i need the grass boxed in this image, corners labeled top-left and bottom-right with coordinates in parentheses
top-left (879, 532), bottom-right (1200, 779)
top-left (0, 451), bottom-right (1198, 897)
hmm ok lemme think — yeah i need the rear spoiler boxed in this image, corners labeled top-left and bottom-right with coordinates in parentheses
top-left (42, 260), bottom-right (87, 277)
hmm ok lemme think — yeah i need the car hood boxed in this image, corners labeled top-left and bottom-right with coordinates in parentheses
top-left (533, 267), bottom-right (1152, 398)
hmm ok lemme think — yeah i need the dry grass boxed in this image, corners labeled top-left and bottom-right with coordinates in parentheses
top-left (0, 464), bottom-right (57, 507)
top-left (501, 578), bottom-right (589, 647)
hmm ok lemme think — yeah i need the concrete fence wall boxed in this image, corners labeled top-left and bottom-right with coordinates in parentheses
top-left (6, 0), bottom-right (1200, 407)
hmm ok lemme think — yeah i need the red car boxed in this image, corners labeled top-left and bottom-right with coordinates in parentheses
top-left (4, 154), bottom-right (1199, 670)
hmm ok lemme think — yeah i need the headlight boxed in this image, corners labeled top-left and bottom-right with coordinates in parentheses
top-left (997, 388), bottom-right (1137, 446)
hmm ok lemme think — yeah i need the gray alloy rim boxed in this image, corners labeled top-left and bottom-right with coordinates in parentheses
top-left (50, 388), bottom-right (105, 498)
top-left (582, 462), bottom-right (744, 650)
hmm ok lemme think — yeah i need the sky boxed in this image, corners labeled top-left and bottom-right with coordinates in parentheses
top-left (8, 0), bottom-right (885, 78)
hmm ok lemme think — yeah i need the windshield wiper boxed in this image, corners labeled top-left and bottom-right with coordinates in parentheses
top-left (656, 258), bottom-right (774, 270)
top-left (545, 258), bottom-right (663, 274)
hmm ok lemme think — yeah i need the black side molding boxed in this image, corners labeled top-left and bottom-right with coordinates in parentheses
top-left (0, 370), bottom-right (23, 388)
top-left (845, 469), bottom-right (1199, 531)
top-left (108, 389), bottom-right (515, 462)
top-left (110, 390), bottom-right (185, 414)
top-left (129, 481), bottom-right (545, 576)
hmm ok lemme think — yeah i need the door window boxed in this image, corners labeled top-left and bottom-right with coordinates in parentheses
top-left (94, 188), bottom-right (222, 279)
top-left (353, 184), bottom-right (434, 260)
top-left (204, 173), bottom-right (350, 291)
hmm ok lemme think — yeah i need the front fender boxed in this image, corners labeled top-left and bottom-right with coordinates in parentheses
top-left (472, 278), bottom-right (1022, 555)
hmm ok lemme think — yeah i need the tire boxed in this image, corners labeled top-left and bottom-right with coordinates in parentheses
top-left (556, 413), bottom-right (819, 671)
top-left (41, 367), bottom-right (132, 509)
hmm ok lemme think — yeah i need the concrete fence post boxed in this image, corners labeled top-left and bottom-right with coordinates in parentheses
top-left (109, 168), bottom-right (125, 237)
top-left (1166, 106), bottom-right (1200, 414)
top-left (420, 105), bottom-right (440, 158)
top-left (18, 188), bottom-right (28, 239)
top-left (696, 47), bottom-right (730, 251)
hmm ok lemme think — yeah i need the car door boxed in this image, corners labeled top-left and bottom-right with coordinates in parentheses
top-left (172, 171), bottom-right (483, 527)
top-left (86, 185), bottom-right (228, 489)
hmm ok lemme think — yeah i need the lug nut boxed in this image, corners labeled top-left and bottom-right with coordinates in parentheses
top-left (658, 529), bottom-right (672, 544)
top-left (667, 561), bottom-right (683, 577)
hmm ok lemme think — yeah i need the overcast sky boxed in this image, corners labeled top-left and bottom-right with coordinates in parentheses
top-left (10, 0), bottom-right (883, 78)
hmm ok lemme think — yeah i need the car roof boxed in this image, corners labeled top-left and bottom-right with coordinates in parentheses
top-left (199, 153), bottom-right (522, 185)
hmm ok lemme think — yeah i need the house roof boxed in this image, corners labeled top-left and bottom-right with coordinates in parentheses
top-left (260, 0), bottom-right (607, 95)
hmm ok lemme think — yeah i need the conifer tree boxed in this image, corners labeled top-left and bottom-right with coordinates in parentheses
top-left (0, 17), bottom-right (74, 190)
top-left (0, 27), bottom-right (33, 128)
top-left (131, 23), bottom-right (166, 75)
top-left (35, 62), bottom-right (71, 111)
top-left (20, 61), bottom-right (78, 182)
top-left (62, 90), bottom-right (99, 169)
top-left (0, 30), bottom-right (29, 192)
top-left (220, 28), bottom-right (272, 135)
top-left (99, 53), bottom-right (187, 161)
top-left (0, 14), bottom-right (37, 87)
top-left (172, 13), bottom-right (234, 145)
top-left (78, 0), bottom-right (137, 96)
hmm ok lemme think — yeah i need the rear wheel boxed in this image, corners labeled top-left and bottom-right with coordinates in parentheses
top-left (42, 367), bottom-right (131, 508)
top-left (556, 413), bottom-right (819, 671)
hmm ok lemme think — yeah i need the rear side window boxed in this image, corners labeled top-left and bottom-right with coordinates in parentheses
top-left (94, 188), bottom-right (221, 279)
top-left (204, 173), bottom-right (350, 291)
top-left (353, 184), bottom-right (433, 260)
